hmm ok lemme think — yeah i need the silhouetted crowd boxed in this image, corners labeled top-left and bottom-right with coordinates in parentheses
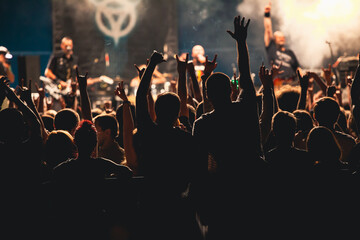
top-left (1, 14), bottom-right (360, 240)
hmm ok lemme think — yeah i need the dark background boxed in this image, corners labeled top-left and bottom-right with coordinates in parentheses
top-left (2, 0), bottom-right (347, 89)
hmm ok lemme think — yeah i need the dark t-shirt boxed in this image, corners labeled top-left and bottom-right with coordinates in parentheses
top-left (266, 39), bottom-right (300, 80)
top-left (53, 156), bottom-right (132, 182)
top-left (193, 99), bottom-right (265, 177)
top-left (46, 52), bottom-right (78, 82)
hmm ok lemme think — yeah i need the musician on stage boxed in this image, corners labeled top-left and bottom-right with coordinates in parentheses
top-left (45, 36), bottom-right (78, 88)
top-left (263, 1), bottom-right (302, 87)
top-left (44, 36), bottom-right (79, 110)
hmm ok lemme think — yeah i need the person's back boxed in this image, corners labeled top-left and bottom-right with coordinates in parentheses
top-left (265, 111), bottom-right (312, 175)
top-left (51, 120), bottom-right (132, 239)
top-left (134, 51), bottom-right (203, 240)
top-left (194, 99), bottom-right (264, 176)
top-left (293, 109), bottom-right (314, 150)
top-left (313, 97), bottom-right (356, 164)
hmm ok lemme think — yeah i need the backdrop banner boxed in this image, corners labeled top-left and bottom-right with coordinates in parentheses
top-left (51, 0), bottom-right (178, 84)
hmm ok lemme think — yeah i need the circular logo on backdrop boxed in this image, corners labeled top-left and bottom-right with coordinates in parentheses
top-left (90, 0), bottom-right (141, 45)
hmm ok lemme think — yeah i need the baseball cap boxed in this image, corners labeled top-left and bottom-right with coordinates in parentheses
top-left (0, 46), bottom-right (13, 59)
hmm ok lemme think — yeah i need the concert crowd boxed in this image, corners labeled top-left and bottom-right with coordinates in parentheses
top-left (1, 6), bottom-right (360, 240)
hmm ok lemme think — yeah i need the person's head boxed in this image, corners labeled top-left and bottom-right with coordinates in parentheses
top-left (54, 108), bottom-right (80, 136)
top-left (191, 45), bottom-right (205, 64)
top-left (155, 92), bottom-right (180, 127)
top-left (313, 97), bottom-right (340, 129)
top-left (74, 120), bottom-right (97, 156)
top-left (306, 126), bottom-right (342, 165)
top-left (60, 36), bottom-right (73, 55)
top-left (44, 130), bottom-right (77, 168)
top-left (272, 110), bottom-right (297, 146)
top-left (275, 85), bottom-right (300, 113)
top-left (41, 114), bottom-right (55, 132)
top-left (115, 103), bottom-right (136, 131)
top-left (0, 108), bottom-right (26, 143)
top-left (293, 109), bottom-right (314, 133)
top-left (205, 72), bottom-right (232, 108)
top-left (274, 31), bottom-right (286, 47)
top-left (94, 114), bottom-right (118, 146)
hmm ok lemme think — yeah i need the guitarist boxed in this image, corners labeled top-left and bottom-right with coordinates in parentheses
top-left (45, 36), bottom-right (78, 110)
top-left (263, 1), bottom-right (302, 88)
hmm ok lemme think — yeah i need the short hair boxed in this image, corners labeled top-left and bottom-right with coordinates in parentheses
top-left (54, 108), bottom-right (80, 135)
top-left (61, 36), bottom-right (73, 43)
top-left (306, 126), bottom-right (342, 162)
top-left (74, 120), bottom-right (97, 155)
top-left (41, 114), bottom-right (55, 132)
top-left (155, 92), bottom-right (180, 125)
top-left (313, 97), bottom-right (340, 126)
top-left (275, 85), bottom-right (300, 113)
top-left (94, 114), bottom-right (119, 139)
top-left (45, 130), bottom-right (77, 168)
top-left (293, 109), bottom-right (314, 132)
top-left (205, 72), bottom-right (231, 104)
top-left (272, 110), bottom-right (297, 143)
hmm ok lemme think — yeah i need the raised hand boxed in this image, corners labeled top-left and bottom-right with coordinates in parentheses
top-left (35, 82), bottom-right (45, 99)
top-left (297, 69), bottom-right (310, 90)
top-left (264, 1), bottom-right (271, 14)
top-left (76, 67), bottom-right (88, 88)
top-left (114, 80), bottom-right (128, 102)
top-left (259, 63), bottom-right (273, 90)
top-left (149, 50), bottom-right (166, 65)
top-left (227, 15), bottom-right (250, 42)
top-left (176, 53), bottom-right (189, 74)
top-left (322, 64), bottom-right (332, 86)
top-left (203, 54), bottom-right (218, 76)
top-left (134, 64), bottom-right (146, 79)
top-left (18, 79), bottom-right (33, 103)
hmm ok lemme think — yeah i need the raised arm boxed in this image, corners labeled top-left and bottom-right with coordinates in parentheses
top-left (0, 76), bottom-right (41, 138)
top-left (76, 67), bottom-right (92, 121)
top-left (187, 60), bottom-right (203, 103)
top-left (115, 81), bottom-right (138, 175)
top-left (308, 71), bottom-right (327, 95)
top-left (17, 79), bottom-right (49, 142)
top-left (176, 53), bottom-right (189, 118)
top-left (135, 51), bottom-right (166, 129)
top-left (227, 16), bottom-right (256, 98)
top-left (200, 55), bottom-right (217, 114)
top-left (259, 63), bottom-right (274, 146)
top-left (264, 1), bottom-right (273, 48)
top-left (134, 63), bottom-right (156, 121)
top-left (296, 70), bottom-right (309, 110)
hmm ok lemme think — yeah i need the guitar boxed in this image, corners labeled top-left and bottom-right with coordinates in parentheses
top-left (39, 75), bottom-right (114, 100)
